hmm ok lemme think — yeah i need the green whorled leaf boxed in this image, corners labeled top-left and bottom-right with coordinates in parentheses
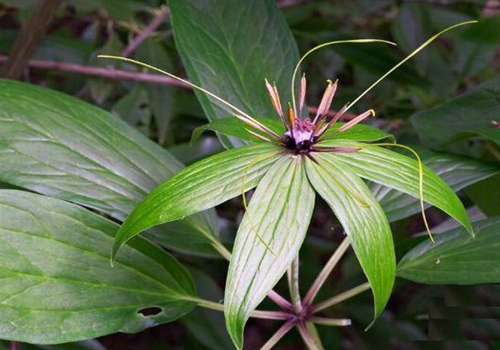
top-left (190, 117), bottom-right (285, 145)
top-left (319, 140), bottom-right (473, 234)
top-left (305, 154), bottom-right (395, 324)
top-left (0, 190), bottom-right (195, 344)
top-left (370, 151), bottom-right (500, 222)
top-left (169, 0), bottom-right (299, 148)
top-left (191, 116), bottom-right (392, 144)
top-left (398, 216), bottom-right (500, 284)
top-left (0, 79), bottom-right (219, 257)
top-left (411, 78), bottom-right (500, 148)
top-left (225, 155), bottom-right (315, 349)
top-left (114, 144), bottom-right (281, 259)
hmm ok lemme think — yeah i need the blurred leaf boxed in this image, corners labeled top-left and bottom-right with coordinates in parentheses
top-left (398, 216), bottom-right (500, 284)
top-left (371, 151), bottom-right (500, 222)
top-left (411, 79), bottom-right (500, 148)
top-left (305, 154), bottom-right (395, 326)
top-left (319, 140), bottom-right (473, 234)
top-left (135, 40), bottom-right (177, 145)
top-left (169, 0), bottom-right (299, 148)
top-left (0, 190), bottom-right (195, 343)
top-left (169, 137), bottom-right (224, 165)
top-left (182, 269), bottom-right (233, 350)
top-left (226, 155), bottom-right (314, 349)
top-left (465, 174), bottom-right (500, 216)
top-left (113, 144), bottom-right (281, 259)
top-left (392, 2), bottom-right (432, 72)
top-left (112, 85), bottom-right (151, 130)
top-left (66, 0), bottom-right (149, 21)
top-left (452, 15), bottom-right (500, 78)
top-left (0, 79), bottom-right (220, 257)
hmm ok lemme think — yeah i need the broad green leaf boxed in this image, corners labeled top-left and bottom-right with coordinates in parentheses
top-left (114, 144), bottom-right (281, 259)
top-left (169, 0), bottom-right (299, 148)
top-left (191, 117), bottom-right (391, 144)
top-left (398, 216), bottom-right (500, 284)
top-left (0, 190), bottom-right (195, 344)
top-left (411, 78), bottom-right (500, 148)
top-left (370, 151), bottom-right (500, 222)
top-left (0, 79), bottom-right (219, 257)
top-left (225, 155), bottom-right (315, 349)
top-left (319, 140), bottom-right (473, 234)
top-left (305, 155), bottom-right (395, 325)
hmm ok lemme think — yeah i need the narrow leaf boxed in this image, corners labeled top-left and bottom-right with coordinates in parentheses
top-left (114, 144), bottom-right (281, 260)
top-left (305, 155), bottom-right (395, 323)
top-left (371, 151), bottom-right (500, 222)
top-left (0, 190), bottom-right (195, 344)
top-left (225, 155), bottom-right (315, 349)
top-left (192, 116), bottom-right (391, 144)
top-left (398, 217), bottom-right (500, 284)
top-left (319, 140), bottom-right (473, 234)
top-left (0, 79), bottom-right (219, 257)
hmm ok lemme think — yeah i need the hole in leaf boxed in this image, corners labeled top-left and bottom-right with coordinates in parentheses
top-left (138, 307), bottom-right (163, 317)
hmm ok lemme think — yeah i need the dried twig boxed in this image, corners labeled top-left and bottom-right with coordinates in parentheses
top-left (1, 0), bottom-right (63, 79)
top-left (121, 6), bottom-right (170, 57)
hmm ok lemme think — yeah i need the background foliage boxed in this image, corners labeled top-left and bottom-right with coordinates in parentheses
top-left (0, 0), bottom-right (500, 349)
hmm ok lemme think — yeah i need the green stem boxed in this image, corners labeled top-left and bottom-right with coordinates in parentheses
top-left (190, 297), bottom-right (288, 320)
top-left (311, 282), bottom-right (371, 313)
top-left (287, 256), bottom-right (302, 313)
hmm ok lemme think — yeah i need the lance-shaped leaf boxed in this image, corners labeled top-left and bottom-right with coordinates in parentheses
top-left (114, 144), bottom-right (281, 259)
top-left (0, 79), bottom-right (219, 257)
top-left (225, 155), bottom-right (315, 349)
top-left (398, 217), bottom-right (500, 284)
top-left (0, 190), bottom-right (195, 344)
top-left (371, 152), bottom-right (500, 222)
top-left (319, 140), bottom-right (473, 233)
top-left (305, 155), bottom-right (395, 323)
top-left (169, 0), bottom-right (299, 148)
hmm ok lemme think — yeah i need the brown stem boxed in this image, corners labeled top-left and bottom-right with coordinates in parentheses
top-left (1, 0), bottom-right (63, 79)
top-left (9, 341), bottom-right (17, 350)
top-left (0, 55), bottom-right (190, 88)
top-left (121, 6), bottom-right (170, 57)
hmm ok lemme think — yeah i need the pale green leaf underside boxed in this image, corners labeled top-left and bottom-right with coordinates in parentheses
top-left (398, 216), bottom-right (500, 284)
top-left (0, 79), bottom-right (219, 257)
top-left (0, 190), bottom-right (195, 344)
top-left (114, 144), bottom-right (281, 259)
top-left (225, 155), bottom-right (315, 349)
top-left (319, 140), bottom-right (473, 234)
top-left (305, 155), bottom-right (395, 322)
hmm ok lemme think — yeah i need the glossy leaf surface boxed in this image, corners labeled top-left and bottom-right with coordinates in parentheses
top-left (0, 190), bottom-right (195, 344)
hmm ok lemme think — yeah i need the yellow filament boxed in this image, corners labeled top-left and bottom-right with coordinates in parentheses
top-left (290, 39), bottom-right (397, 115)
